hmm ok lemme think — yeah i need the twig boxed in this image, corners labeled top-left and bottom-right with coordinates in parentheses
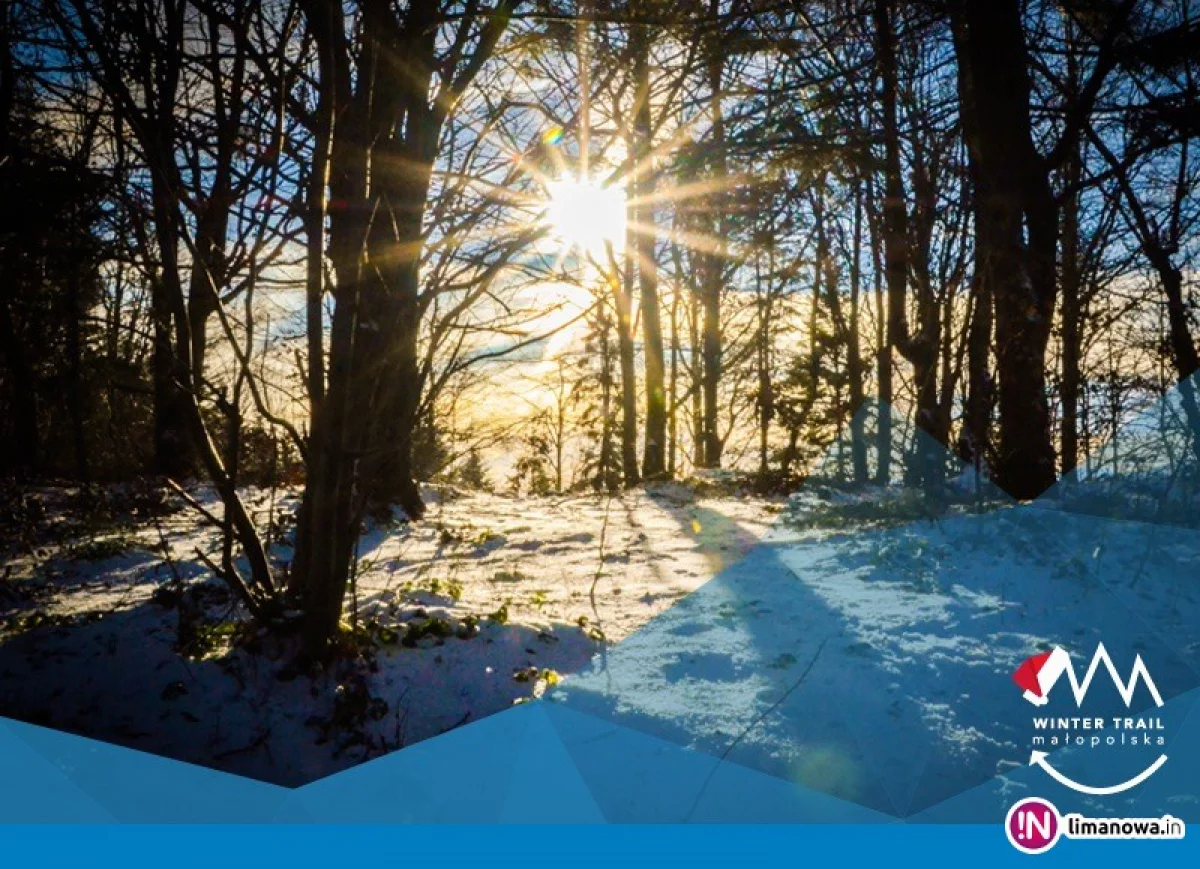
top-left (588, 493), bottom-right (614, 627)
top-left (151, 515), bottom-right (186, 587)
top-left (164, 478), bottom-right (224, 529)
top-left (192, 545), bottom-right (268, 621)
top-left (683, 636), bottom-right (830, 821)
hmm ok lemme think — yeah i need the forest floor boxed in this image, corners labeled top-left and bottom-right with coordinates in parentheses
top-left (2, 477), bottom-right (1199, 811)
top-left (0, 478), bottom-right (782, 786)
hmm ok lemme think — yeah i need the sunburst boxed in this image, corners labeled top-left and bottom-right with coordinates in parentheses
top-left (543, 176), bottom-right (628, 258)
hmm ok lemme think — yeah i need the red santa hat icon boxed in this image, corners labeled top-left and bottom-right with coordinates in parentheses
top-left (1012, 647), bottom-right (1072, 706)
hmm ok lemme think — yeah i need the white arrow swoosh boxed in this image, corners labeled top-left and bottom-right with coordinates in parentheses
top-left (1031, 753), bottom-right (1168, 796)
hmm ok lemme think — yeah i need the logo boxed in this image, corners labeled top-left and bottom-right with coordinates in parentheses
top-left (1012, 643), bottom-right (1168, 795)
top-left (1012, 643), bottom-right (1163, 708)
top-left (1004, 799), bottom-right (1186, 854)
top-left (1006, 798), bottom-right (1062, 854)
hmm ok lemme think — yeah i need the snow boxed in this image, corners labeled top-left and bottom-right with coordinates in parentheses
top-left (552, 499), bottom-right (1200, 817)
top-left (0, 483), bottom-right (779, 786)
top-left (3, 478), bottom-right (1199, 817)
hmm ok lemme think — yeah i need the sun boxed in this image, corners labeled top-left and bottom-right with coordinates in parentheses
top-left (543, 177), bottom-right (627, 258)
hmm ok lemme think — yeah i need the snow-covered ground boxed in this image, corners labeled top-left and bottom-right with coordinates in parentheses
top-left (3, 479), bottom-right (1199, 820)
top-left (554, 490), bottom-right (1200, 818)
top-left (0, 482), bottom-right (780, 786)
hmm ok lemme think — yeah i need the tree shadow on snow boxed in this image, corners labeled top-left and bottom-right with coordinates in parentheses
top-left (551, 478), bottom-right (1200, 821)
top-left (0, 574), bottom-right (601, 787)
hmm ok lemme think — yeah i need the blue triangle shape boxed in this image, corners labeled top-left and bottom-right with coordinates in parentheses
top-left (288, 702), bottom-right (535, 822)
top-left (0, 718), bottom-right (116, 822)
top-left (3, 716), bottom-right (287, 822)
top-left (496, 703), bottom-right (605, 822)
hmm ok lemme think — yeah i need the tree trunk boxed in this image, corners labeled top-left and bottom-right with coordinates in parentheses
top-left (951, 0), bottom-right (1058, 499)
top-left (634, 26), bottom-right (666, 480)
top-left (699, 7), bottom-right (725, 469)
top-left (875, 0), bottom-right (907, 484)
top-left (150, 163), bottom-right (194, 479)
top-left (907, 159), bottom-right (945, 491)
top-left (611, 245), bottom-right (640, 487)
top-left (366, 177), bottom-right (431, 520)
top-left (0, 293), bottom-right (38, 476)
top-left (668, 259), bottom-right (681, 478)
top-left (869, 180), bottom-right (891, 485)
top-left (292, 183), bottom-right (369, 656)
top-left (290, 1), bottom-right (371, 653)
top-left (598, 307), bottom-right (617, 491)
top-left (66, 266), bottom-right (89, 481)
top-left (1060, 164), bottom-right (1082, 475)
top-left (847, 181), bottom-right (868, 484)
top-left (876, 0), bottom-right (941, 491)
top-left (357, 5), bottom-right (438, 520)
top-left (1059, 22), bottom-right (1082, 476)
top-left (755, 259), bottom-right (773, 479)
top-left (804, 197), bottom-right (823, 465)
top-left (304, 8), bottom-right (335, 416)
top-left (690, 262), bottom-right (704, 470)
top-left (292, 293), bottom-right (361, 655)
top-left (963, 264), bottom-right (993, 473)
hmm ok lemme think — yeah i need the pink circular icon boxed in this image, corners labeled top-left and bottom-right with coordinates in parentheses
top-left (1005, 798), bottom-right (1062, 854)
